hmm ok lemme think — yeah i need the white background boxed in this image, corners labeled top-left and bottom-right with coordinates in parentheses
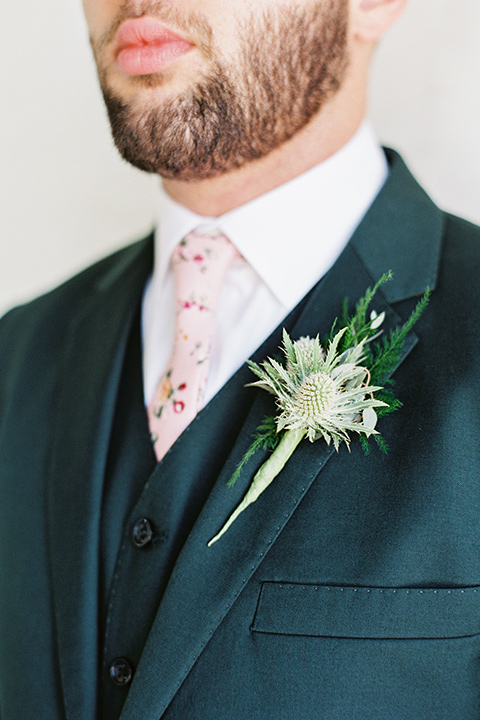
top-left (1, 0), bottom-right (479, 314)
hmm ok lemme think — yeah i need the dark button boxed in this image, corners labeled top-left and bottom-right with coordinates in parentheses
top-left (109, 658), bottom-right (133, 687)
top-left (132, 518), bottom-right (154, 548)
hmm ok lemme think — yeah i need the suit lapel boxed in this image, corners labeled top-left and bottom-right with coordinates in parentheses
top-left (47, 238), bottom-right (153, 719)
top-left (120, 152), bottom-right (443, 719)
top-left (351, 148), bottom-right (444, 302)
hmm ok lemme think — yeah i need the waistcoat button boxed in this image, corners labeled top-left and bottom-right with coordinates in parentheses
top-left (109, 658), bottom-right (133, 686)
top-left (132, 518), bottom-right (154, 548)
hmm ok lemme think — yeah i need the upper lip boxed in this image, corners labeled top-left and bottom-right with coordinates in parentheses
top-left (114, 17), bottom-right (193, 55)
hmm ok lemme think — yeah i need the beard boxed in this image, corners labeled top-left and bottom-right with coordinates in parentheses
top-left (93, 1), bottom-right (349, 181)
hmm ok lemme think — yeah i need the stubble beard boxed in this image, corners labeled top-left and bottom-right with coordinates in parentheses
top-left (94, 1), bottom-right (349, 181)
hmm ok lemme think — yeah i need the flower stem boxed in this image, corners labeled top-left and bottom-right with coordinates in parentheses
top-left (208, 428), bottom-right (306, 546)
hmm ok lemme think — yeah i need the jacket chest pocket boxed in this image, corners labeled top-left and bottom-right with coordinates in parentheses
top-left (252, 583), bottom-right (480, 639)
top-left (250, 583), bottom-right (480, 720)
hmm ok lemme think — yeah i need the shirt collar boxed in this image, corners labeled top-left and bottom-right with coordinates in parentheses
top-left (153, 121), bottom-right (388, 310)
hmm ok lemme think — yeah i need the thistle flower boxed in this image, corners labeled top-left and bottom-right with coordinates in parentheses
top-left (251, 329), bottom-right (385, 449)
top-left (286, 335), bottom-right (323, 374)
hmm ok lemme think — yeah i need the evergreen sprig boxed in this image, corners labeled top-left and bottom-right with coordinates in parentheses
top-left (227, 415), bottom-right (279, 488)
top-left (368, 289), bottom-right (430, 384)
top-left (328, 271), bottom-right (393, 353)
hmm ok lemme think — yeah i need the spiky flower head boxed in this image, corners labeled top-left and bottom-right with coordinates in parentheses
top-left (247, 328), bottom-right (386, 450)
top-left (286, 336), bottom-right (324, 374)
top-left (290, 371), bottom-right (337, 419)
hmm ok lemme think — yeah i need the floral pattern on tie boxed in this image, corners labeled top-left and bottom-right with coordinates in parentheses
top-left (147, 230), bottom-right (239, 461)
top-left (150, 371), bottom-right (188, 419)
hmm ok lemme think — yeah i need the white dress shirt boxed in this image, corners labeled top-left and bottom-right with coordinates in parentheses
top-left (142, 122), bottom-right (388, 406)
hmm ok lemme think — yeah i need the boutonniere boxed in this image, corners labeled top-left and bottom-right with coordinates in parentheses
top-left (208, 272), bottom-right (429, 546)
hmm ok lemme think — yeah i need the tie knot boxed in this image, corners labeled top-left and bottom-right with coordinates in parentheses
top-left (173, 228), bottom-right (234, 263)
top-left (172, 229), bottom-right (238, 312)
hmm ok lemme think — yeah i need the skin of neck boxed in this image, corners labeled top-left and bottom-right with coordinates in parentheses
top-left (162, 43), bottom-right (373, 217)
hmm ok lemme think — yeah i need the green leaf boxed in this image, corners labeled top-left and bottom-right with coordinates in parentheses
top-left (282, 329), bottom-right (296, 366)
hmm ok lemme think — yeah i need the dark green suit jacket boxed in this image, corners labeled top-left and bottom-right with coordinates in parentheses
top-left (1, 151), bottom-right (480, 719)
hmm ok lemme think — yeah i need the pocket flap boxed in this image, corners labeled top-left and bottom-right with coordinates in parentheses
top-left (252, 583), bottom-right (480, 639)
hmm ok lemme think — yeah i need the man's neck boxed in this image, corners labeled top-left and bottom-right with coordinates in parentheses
top-left (161, 89), bottom-right (366, 217)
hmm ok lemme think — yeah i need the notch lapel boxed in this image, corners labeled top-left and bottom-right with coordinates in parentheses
top-left (47, 238), bottom-right (153, 719)
top-left (120, 151), bottom-right (443, 720)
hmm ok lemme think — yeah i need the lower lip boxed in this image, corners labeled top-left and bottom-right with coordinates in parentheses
top-left (117, 39), bottom-right (194, 76)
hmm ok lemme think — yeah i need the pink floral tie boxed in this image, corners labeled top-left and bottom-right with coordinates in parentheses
top-left (148, 229), bottom-right (238, 461)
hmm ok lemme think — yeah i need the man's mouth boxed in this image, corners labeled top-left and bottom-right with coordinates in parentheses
top-left (114, 17), bottom-right (195, 76)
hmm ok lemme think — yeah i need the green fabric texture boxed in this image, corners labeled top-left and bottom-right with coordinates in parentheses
top-left (1, 152), bottom-right (480, 719)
